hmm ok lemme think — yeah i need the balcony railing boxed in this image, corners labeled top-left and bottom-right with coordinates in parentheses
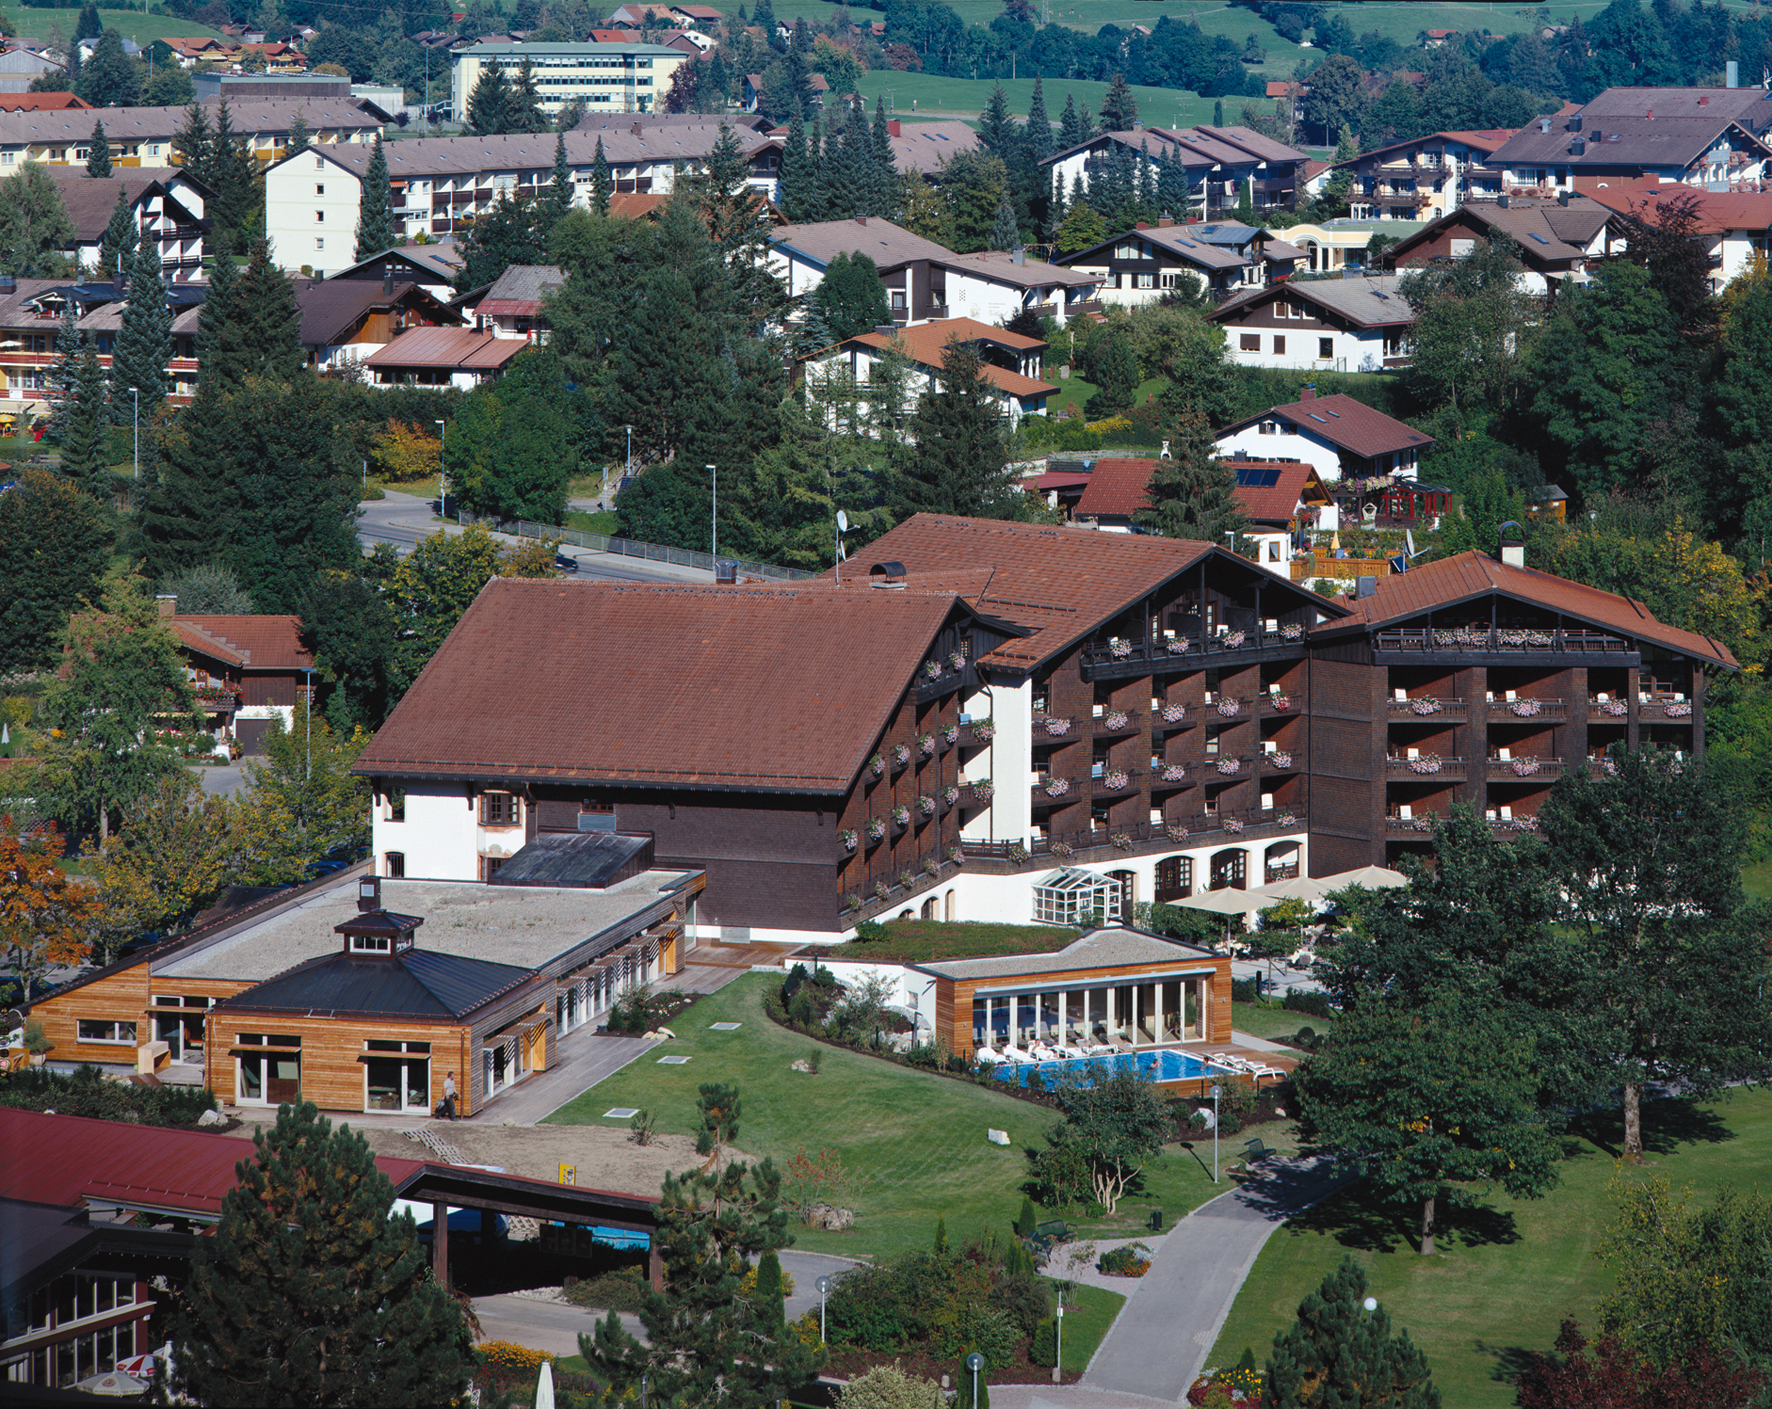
top-left (1088, 768), bottom-right (1144, 795)
top-left (1385, 756), bottom-right (1467, 779)
top-left (1091, 709), bottom-right (1140, 735)
top-left (1485, 758), bottom-right (1565, 781)
top-left (1031, 776), bottom-right (1075, 806)
top-left (1376, 626), bottom-right (1631, 655)
top-left (963, 806), bottom-right (1305, 864)
top-left (1080, 625), bottom-right (1308, 675)
top-left (1490, 698), bottom-right (1567, 722)
top-left (1032, 712), bottom-right (1081, 740)
top-left (1066, 299), bottom-right (1104, 318)
top-left (1258, 749), bottom-right (1303, 772)
top-left (1388, 696), bottom-right (1467, 718)
top-left (1636, 698), bottom-right (1696, 721)
top-left (1265, 863), bottom-right (1300, 883)
top-left (1149, 763), bottom-right (1191, 788)
top-left (1258, 693), bottom-right (1299, 716)
top-left (1385, 814), bottom-right (1442, 833)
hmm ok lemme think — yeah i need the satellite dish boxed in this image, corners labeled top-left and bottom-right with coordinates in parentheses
top-left (836, 510), bottom-right (849, 532)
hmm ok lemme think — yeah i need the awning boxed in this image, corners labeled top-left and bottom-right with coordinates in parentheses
top-left (1169, 865), bottom-right (1408, 916)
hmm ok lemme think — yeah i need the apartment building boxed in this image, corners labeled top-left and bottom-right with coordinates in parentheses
top-left (0, 100), bottom-right (381, 170)
top-left (448, 41), bottom-right (689, 121)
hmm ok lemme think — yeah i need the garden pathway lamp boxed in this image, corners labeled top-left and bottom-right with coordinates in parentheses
top-left (817, 1274), bottom-right (832, 1345)
top-left (1053, 1304), bottom-right (1063, 1384)
top-left (967, 1351), bottom-right (984, 1405)
top-left (708, 464), bottom-right (717, 561)
top-left (435, 419), bottom-right (447, 515)
top-left (1210, 1083), bottom-right (1222, 1183)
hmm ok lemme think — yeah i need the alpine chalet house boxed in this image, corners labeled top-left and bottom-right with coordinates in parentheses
top-left (1210, 273), bottom-right (1415, 372)
top-left (1214, 390), bottom-right (1433, 483)
top-left (1379, 194), bottom-right (1610, 293)
top-left (351, 519), bottom-right (1733, 937)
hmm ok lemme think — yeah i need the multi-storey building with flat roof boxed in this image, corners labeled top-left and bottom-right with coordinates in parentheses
top-left (448, 41), bottom-right (688, 120)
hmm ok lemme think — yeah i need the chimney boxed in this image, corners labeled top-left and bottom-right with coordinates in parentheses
top-left (1135, 221), bottom-right (1149, 230)
top-left (856, 215), bottom-right (867, 226)
top-left (1354, 577), bottom-right (1378, 599)
top-left (1498, 521), bottom-right (1527, 568)
top-left (1539, 117), bottom-right (1551, 133)
top-left (1011, 245), bottom-right (1025, 264)
top-left (1299, 383), bottom-right (1315, 401)
top-left (631, 121), bottom-right (642, 136)
top-left (1559, 189), bottom-right (1571, 205)
top-left (1570, 138), bottom-right (1586, 155)
top-left (1567, 114), bottom-right (1582, 131)
top-left (888, 118), bottom-right (900, 136)
top-left (358, 874), bottom-right (382, 912)
top-left (1497, 192), bottom-right (1510, 208)
top-left (1645, 107), bottom-right (1653, 121)
top-left (383, 273), bottom-right (394, 294)
top-left (155, 593), bottom-right (178, 617)
top-left (1728, 60), bottom-right (1740, 87)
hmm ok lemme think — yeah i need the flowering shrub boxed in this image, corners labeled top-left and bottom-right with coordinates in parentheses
top-left (478, 1343), bottom-right (554, 1374)
top-left (1166, 637), bottom-right (1192, 655)
top-left (973, 717), bottom-right (995, 741)
top-left (1007, 842), bottom-right (1029, 862)
top-left (1270, 751), bottom-right (1293, 770)
top-left (866, 819), bottom-right (886, 842)
top-left (1278, 623), bottom-right (1303, 641)
top-left (1409, 696), bottom-right (1443, 715)
top-left (948, 845), bottom-right (965, 863)
top-left (1666, 701), bottom-right (1692, 717)
top-left (1051, 840), bottom-right (1074, 859)
top-left (870, 754), bottom-right (885, 776)
top-left (1187, 1363), bottom-right (1263, 1407)
top-left (843, 892), bottom-right (862, 910)
top-left (1101, 769), bottom-right (1129, 791)
top-left (942, 786), bottom-right (959, 806)
top-left (1099, 1243), bottom-right (1151, 1276)
top-left (1223, 630), bottom-right (1246, 649)
top-left (1512, 815), bottom-right (1540, 831)
top-left (922, 858), bottom-right (939, 877)
top-left (1224, 818), bottom-right (1244, 834)
top-left (1599, 758), bottom-right (1620, 776)
top-left (1407, 754), bottom-right (1442, 774)
top-left (1045, 717), bottom-right (1073, 737)
top-left (892, 743), bottom-right (911, 766)
top-left (1162, 764), bottom-right (1188, 782)
top-left (1166, 823), bottom-right (1190, 842)
top-left (1217, 697), bottom-right (1241, 718)
top-left (972, 780), bottom-right (995, 802)
top-left (898, 869), bottom-right (915, 887)
top-left (891, 804), bottom-right (910, 826)
top-left (1599, 698), bottom-right (1628, 716)
top-left (1110, 832), bottom-right (1134, 850)
top-left (917, 733), bottom-right (935, 757)
top-left (1511, 756), bottom-right (1542, 776)
top-left (1216, 757), bottom-right (1241, 776)
top-left (1508, 698), bottom-right (1542, 717)
top-left (1108, 637), bottom-right (1133, 659)
top-left (1045, 776), bottom-right (1071, 797)
top-left (839, 829), bottom-right (858, 851)
top-left (917, 794), bottom-right (936, 816)
top-left (942, 723), bottom-right (958, 744)
top-left (1278, 813), bottom-right (1296, 826)
top-left (1161, 702), bottom-right (1188, 722)
top-left (1103, 709), bottom-right (1131, 730)
top-left (922, 660), bottom-right (940, 680)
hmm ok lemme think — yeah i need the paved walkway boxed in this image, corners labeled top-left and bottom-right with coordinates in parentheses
top-left (1077, 1156), bottom-right (1357, 1399)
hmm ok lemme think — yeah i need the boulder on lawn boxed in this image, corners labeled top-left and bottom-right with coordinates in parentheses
top-left (986, 1128), bottom-right (1010, 1146)
top-left (807, 1203), bottom-right (855, 1231)
top-left (196, 1109), bottom-right (227, 1128)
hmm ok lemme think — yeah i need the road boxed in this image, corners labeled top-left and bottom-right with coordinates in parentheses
top-left (355, 490), bottom-right (711, 585)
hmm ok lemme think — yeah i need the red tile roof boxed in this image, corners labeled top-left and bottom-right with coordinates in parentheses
top-left (1218, 393), bottom-right (1433, 460)
top-left (173, 615), bottom-right (313, 670)
top-left (1580, 181), bottom-right (1772, 232)
top-left (1075, 458), bottom-right (1157, 518)
top-left (1230, 460), bottom-right (1326, 523)
top-left (846, 318), bottom-right (1056, 400)
top-left (353, 578), bottom-right (980, 790)
top-left (363, 327), bottom-right (523, 372)
top-left (0, 92), bottom-right (93, 111)
top-left (1317, 550), bottom-right (1738, 666)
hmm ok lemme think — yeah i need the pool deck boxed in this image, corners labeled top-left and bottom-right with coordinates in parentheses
top-left (992, 1040), bottom-right (1297, 1097)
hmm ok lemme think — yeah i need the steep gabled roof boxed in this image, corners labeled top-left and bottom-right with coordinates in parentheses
top-left (1211, 273), bottom-right (1416, 330)
top-left (1383, 196), bottom-right (1609, 272)
top-left (353, 577), bottom-right (995, 791)
top-left (1315, 549), bottom-right (1737, 667)
top-left (172, 615), bottom-right (313, 670)
top-left (1217, 393), bottom-right (1433, 461)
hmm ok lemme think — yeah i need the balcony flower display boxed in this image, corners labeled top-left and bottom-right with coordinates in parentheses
top-left (866, 818), bottom-right (886, 842)
top-left (942, 723), bottom-right (958, 745)
top-left (1433, 626), bottom-right (1484, 648)
top-left (1510, 756), bottom-right (1542, 776)
top-left (1103, 709), bottom-right (1130, 730)
top-left (839, 828), bottom-right (858, 851)
top-left (891, 804), bottom-right (910, 826)
top-left (1512, 815), bottom-right (1540, 832)
top-left (1216, 757), bottom-right (1242, 776)
top-left (898, 869), bottom-right (915, 888)
top-left (1165, 637), bottom-right (1191, 655)
top-left (1409, 696), bottom-right (1443, 715)
top-left (917, 732), bottom-right (935, 757)
top-left (870, 753), bottom-right (885, 776)
top-left (1101, 769), bottom-right (1129, 791)
top-left (1165, 823), bottom-right (1189, 842)
top-left (948, 845), bottom-right (965, 864)
top-left (1110, 832), bottom-right (1134, 850)
top-left (1509, 698), bottom-right (1542, 717)
top-left (1666, 701), bottom-right (1692, 717)
top-left (1223, 630), bottom-right (1246, 649)
top-left (1270, 751), bottom-right (1294, 770)
top-left (1599, 698), bottom-right (1628, 716)
top-left (1270, 695), bottom-right (1291, 711)
top-left (947, 650), bottom-right (965, 670)
top-left (1217, 697), bottom-right (1241, 718)
top-left (917, 794), bottom-right (936, 816)
top-left (874, 879), bottom-right (890, 900)
top-left (942, 786), bottom-right (959, 807)
top-left (1499, 628), bottom-right (1529, 647)
top-left (973, 718), bottom-right (995, 742)
top-left (1278, 813), bottom-right (1297, 827)
top-left (1108, 637), bottom-right (1133, 659)
top-left (922, 660), bottom-right (940, 680)
top-left (972, 780), bottom-right (995, 803)
top-left (1045, 717), bottom-right (1072, 737)
top-left (1224, 818), bottom-right (1244, 834)
top-left (1044, 776), bottom-right (1070, 797)
top-left (1599, 758), bottom-right (1620, 776)
top-left (1407, 754), bottom-right (1442, 774)
top-left (1162, 764), bottom-right (1188, 782)
top-left (892, 743), bottom-right (911, 766)
top-left (195, 685), bottom-right (238, 705)
top-left (1161, 702), bottom-right (1187, 723)
top-left (923, 857), bottom-right (939, 877)
top-left (844, 892), bottom-right (862, 911)
top-left (1279, 623), bottom-right (1304, 641)
top-left (1007, 842), bottom-right (1029, 862)
top-left (1051, 840), bottom-right (1074, 859)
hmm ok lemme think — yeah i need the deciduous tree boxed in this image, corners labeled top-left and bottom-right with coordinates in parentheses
top-left (232, 698), bottom-right (368, 885)
top-left (1038, 1068), bottom-right (1169, 1215)
top-left (0, 160), bottom-right (76, 277)
top-left (810, 250), bottom-right (891, 342)
top-left (90, 774), bottom-right (234, 957)
top-left (1514, 1318), bottom-right (1764, 1409)
top-left (0, 816), bottom-right (100, 998)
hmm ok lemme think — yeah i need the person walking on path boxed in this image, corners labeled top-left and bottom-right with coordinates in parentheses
top-left (442, 1071), bottom-right (458, 1120)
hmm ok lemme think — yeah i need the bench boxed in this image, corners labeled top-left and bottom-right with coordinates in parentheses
top-left (1242, 1137), bottom-right (1276, 1164)
top-left (1033, 1219), bottom-right (1075, 1245)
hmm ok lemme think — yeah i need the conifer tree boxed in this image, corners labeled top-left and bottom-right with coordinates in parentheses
top-left (354, 134), bottom-right (395, 261)
top-left (978, 84), bottom-right (1015, 158)
top-left (166, 1101), bottom-right (473, 1408)
top-left (1134, 140), bottom-right (1154, 223)
top-left (1264, 1256), bottom-right (1441, 1408)
top-left (467, 63), bottom-right (513, 135)
top-left (42, 305), bottom-right (85, 438)
top-left (547, 130), bottom-right (575, 225)
top-left (195, 235), bottom-right (243, 391)
top-left (208, 100), bottom-right (257, 241)
top-left (590, 135), bottom-right (612, 215)
top-left (822, 120), bottom-right (857, 219)
top-left (1156, 153), bottom-right (1190, 221)
top-left (108, 246), bottom-right (172, 445)
top-left (511, 57), bottom-right (547, 133)
top-left (990, 190), bottom-right (1019, 250)
top-left (138, 374), bottom-right (233, 579)
top-left (173, 102), bottom-right (213, 184)
top-left (95, 183), bottom-right (135, 281)
top-left (86, 119), bottom-right (110, 177)
top-left (286, 108), bottom-right (311, 155)
top-left (893, 340), bottom-right (1014, 520)
top-left (754, 1249), bottom-right (786, 1335)
top-left (229, 236), bottom-right (303, 383)
top-left (1059, 92), bottom-right (1091, 148)
top-left (1099, 72), bottom-right (1138, 132)
top-left (780, 109), bottom-right (812, 221)
top-left (59, 342), bottom-right (113, 501)
top-left (1025, 76), bottom-right (1053, 161)
top-left (1134, 406), bottom-right (1247, 543)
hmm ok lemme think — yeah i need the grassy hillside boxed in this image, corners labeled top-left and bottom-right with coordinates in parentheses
top-left (7, 8), bottom-right (226, 44)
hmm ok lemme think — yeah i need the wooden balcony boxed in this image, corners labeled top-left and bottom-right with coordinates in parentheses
top-left (1485, 758), bottom-right (1566, 781)
top-left (1092, 709), bottom-right (1141, 736)
top-left (1031, 776), bottom-right (1075, 806)
top-left (1385, 814), bottom-right (1443, 834)
top-left (1258, 694), bottom-right (1299, 717)
top-left (1033, 712), bottom-right (1081, 741)
top-left (1079, 626), bottom-right (1308, 679)
top-left (1385, 756), bottom-right (1467, 780)
top-left (1489, 698), bottom-right (1567, 722)
top-left (1088, 768), bottom-right (1144, 796)
top-left (962, 806), bottom-right (1304, 870)
top-left (1388, 696), bottom-right (1468, 720)
top-left (1636, 698), bottom-right (1696, 722)
top-left (1376, 627), bottom-right (1633, 659)
top-left (1258, 749), bottom-right (1303, 773)
top-left (1149, 763), bottom-right (1192, 789)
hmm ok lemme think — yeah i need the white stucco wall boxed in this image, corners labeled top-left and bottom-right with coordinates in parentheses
top-left (1222, 323), bottom-right (1394, 373)
top-left (372, 781), bottom-right (478, 880)
top-left (1214, 425), bottom-right (1344, 481)
top-left (265, 148), bottom-right (363, 276)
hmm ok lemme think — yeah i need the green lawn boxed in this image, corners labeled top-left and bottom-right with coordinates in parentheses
top-left (1054, 1280), bottom-right (1125, 1374)
top-left (549, 974), bottom-right (1238, 1256)
top-left (854, 71), bottom-right (1223, 127)
top-left (837, 919), bottom-right (1075, 964)
top-left (7, 8), bottom-right (225, 43)
top-left (1208, 1087), bottom-right (1772, 1408)
top-left (1230, 1000), bottom-right (1329, 1042)
top-left (564, 508), bottom-right (619, 535)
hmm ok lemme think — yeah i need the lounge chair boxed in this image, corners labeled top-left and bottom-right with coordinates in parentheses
top-left (975, 1045), bottom-right (1002, 1064)
top-left (1081, 1043), bottom-right (1114, 1057)
top-left (1108, 1035), bottom-right (1135, 1054)
top-left (1000, 1044), bottom-right (1035, 1063)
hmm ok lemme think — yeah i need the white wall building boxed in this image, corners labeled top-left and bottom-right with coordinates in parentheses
top-left (449, 41), bottom-right (688, 121)
top-left (1210, 274), bottom-right (1415, 373)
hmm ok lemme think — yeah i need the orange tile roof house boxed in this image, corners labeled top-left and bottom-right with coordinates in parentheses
top-left (1214, 390), bottom-right (1433, 483)
top-left (800, 317), bottom-right (1056, 428)
top-left (163, 605), bottom-right (316, 756)
top-left (1379, 193), bottom-right (1611, 294)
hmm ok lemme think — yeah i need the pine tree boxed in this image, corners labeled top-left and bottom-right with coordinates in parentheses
top-left (228, 236), bottom-right (303, 384)
top-left (108, 245), bottom-right (172, 442)
top-left (166, 1101), bottom-right (473, 1408)
top-left (1264, 1256), bottom-right (1441, 1408)
top-left (821, 120), bottom-right (857, 219)
top-left (1134, 140), bottom-right (1154, 223)
top-left (590, 136), bottom-right (612, 215)
top-left (1134, 406), bottom-right (1247, 543)
top-left (42, 305), bottom-right (85, 438)
top-left (85, 119), bottom-right (110, 177)
top-left (195, 236), bottom-right (243, 391)
top-left (1157, 153), bottom-right (1190, 222)
top-left (74, 2), bottom-right (102, 43)
top-left (956, 1350), bottom-right (992, 1409)
top-left (1025, 76), bottom-right (1053, 161)
top-left (871, 96), bottom-right (897, 212)
top-left (978, 84), bottom-right (1015, 158)
top-left (990, 189), bottom-right (1019, 250)
top-left (780, 109), bottom-right (812, 221)
top-left (894, 340), bottom-right (1014, 519)
top-left (1099, 72), bottom-right (1138, 132)
top-left (209, 100), bottom-right (257, 241)
top-left (95, 183), bottom-right (135, 281)
top-left (354, 134), bottom-right (395, 261)
top-left (467, 63), bottom-right (513, 135)
top-left (1059, 92), bottom-right (1091, 148)
top-left (1047, 168), bottom-right (1067, 238)
top-left (546, 130), bottom-right (575, 225)
top-left (59, 342), bottom-right (113, 502)
top-left (511, 57), bottom-right (547, 133)
top-left (286, 108), bottom-right (311, 156)
top-left (78, 30), bottom-right (139, 107)
top-left (173, 102), bottom-right (213, 185)
top-left (934, 1215), bottom-right (948, 1252)
top-left (137, 375), bottom-right (236, 579)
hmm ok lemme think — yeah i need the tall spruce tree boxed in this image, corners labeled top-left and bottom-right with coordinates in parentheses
top-left (166, 1101), bottom-right (472, 1408)
top-left (209, 100), bottom-right (258, 241)
top-left (1025, 76), bottom-right (1054, 161)
top-left (871, 96), bottom-right (898, 215)
top-left (467, 63), bottom-right (513, 135)
top-left (1264, 1257), bottom-right (1441, 1408)
top-left (780, 109), bottom-right (812, 221)
top-left (978, 84), bottom-right (1015, 158)
top-left (510, 57), bottom-right (547, 133)
top-left (1134, 407), bottom-right (1247, 543)
top-left (590, 135), bottom-right (612, 215)
top-left (893, 340), bottom-right (1014, 519)
top-left (990, 190), bottom-right (1019, 250)
top-left (108, 245), bottom-right (172, 445)
top-left (286, 108), bottom-right (311, 155)
top-left (195, 236), bottom-right (243, 390)
top-left (95, 183), bottom-right (135, 281)
top-left (1059, 92), bottom-right (1092, 147)
top-left (173, 102), bottom-right (213, 184)
top-left (354, 134), bottom-right (395, 261)
top-left (78, 29), bottom-right (139, 107)
top-left (546, 130), bottom-right (575, 224)
top-left (138, 374), bottom-right (233, 578)
top-left (1099, 72), bottom-right (1138, 132)
top-left (226, 237), bottom-right (302, 383)
top-left (86, 119), bottom-right (111, 176)
top-left (42, 305), bottom-right (86, 438)
top-left (59, 342), bottom-right (113, 501)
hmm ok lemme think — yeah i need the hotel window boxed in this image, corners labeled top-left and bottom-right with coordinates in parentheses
top-left (1240, 333), bottom-right (1259, 352)
top-left (315, 210), bottom-right (324, 222)
top-left (480, 791), bottom-right (517, 825)
top-left (1273, 336), bottom-right (1285, 355)
top-left (315, 183), bottom-right (324, 194)
top-left (315, 237), bottom-right (324, 250)
top-left (384, 851), bottom-right (405, 878)
top-left (77, 1020), bottom-right (137, 1043)
top-left (1318, 337), bottom-right (1333, 359)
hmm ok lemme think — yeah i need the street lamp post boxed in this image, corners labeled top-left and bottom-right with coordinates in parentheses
top-left (1209, 1083), bottom-right (1222, 1183)
top-left (707, 463), bottom-right (717, 561)
top-left (435, 419), bottom-right (447, 517)
top-left (966, 1351), bottom-right (984, 1407)
top-left (132, 386), bottom-right (139, 480)
top-left (816, 1275), bottom-right (832, 1345)
top-left (1053, 1304), bottom-right (1063, 1384)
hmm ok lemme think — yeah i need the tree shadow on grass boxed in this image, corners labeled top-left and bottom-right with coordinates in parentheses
top-left (1575, 1096), bottom-right (1735, 1161)
top-left (1475, 1341), bottom-right (1541, 1388)
top-left (1277, 1174), bottom-right (1520, 1254)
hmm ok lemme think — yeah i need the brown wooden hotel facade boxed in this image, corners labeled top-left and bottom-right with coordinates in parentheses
top-left (348, 518), bottom-right (1734, 942)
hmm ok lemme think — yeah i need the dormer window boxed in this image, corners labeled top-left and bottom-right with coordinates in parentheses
top-left (349, 933), bottom-right (392, 954)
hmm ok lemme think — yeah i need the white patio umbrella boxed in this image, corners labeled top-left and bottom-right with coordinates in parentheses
top-left (73, 1370), bottom-right (146, 1396)
top-left (535, 1359), bottom-right (556, 1409)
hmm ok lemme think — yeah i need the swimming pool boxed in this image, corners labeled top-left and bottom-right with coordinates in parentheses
top-left (993, 1049), bottom-right (1230, 1088)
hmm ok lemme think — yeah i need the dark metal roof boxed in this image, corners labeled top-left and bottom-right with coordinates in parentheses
top-left (334, 908), bottom-right (425, 938)
top-left (213, 948), bottom-right (538, 1020)
top-left (488, 832), bottom-right (653, 888)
